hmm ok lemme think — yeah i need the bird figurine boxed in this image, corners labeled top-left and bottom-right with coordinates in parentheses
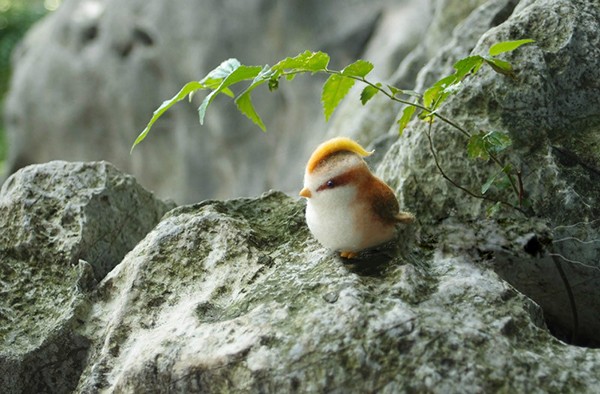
top-left (299, 137), bottom-right (414, 259)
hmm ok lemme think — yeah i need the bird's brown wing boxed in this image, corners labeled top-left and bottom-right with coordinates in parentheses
top-left (370, 177), bottom-right (415, 224)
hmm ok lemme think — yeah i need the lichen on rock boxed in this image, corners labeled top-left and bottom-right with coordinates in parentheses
top-left (3, 0), bottom-right (600, 392)
top-left (0, 161), bottom-right (173, 394)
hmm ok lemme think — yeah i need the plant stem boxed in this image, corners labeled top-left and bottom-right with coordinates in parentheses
top-left (348, 73), bottom-right (472, 138)
top-left (488, 151), bottom-right (520, 198)
top-left (426, 123), bottom-right (526, 214)
top-left (282, 67), bottom-right (526, 215)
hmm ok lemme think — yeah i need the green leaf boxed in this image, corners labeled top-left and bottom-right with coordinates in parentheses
top-left (453, 55), bottom-right (484, 81)
top-left (235, 93), bottom-right (265, 132)
top-left (200, 58), bottom-right (242, 87)
top-left (198, 64), bottom-right (263, 125)
top-left (341, 59), bottom-right (374, 78)
top-left (271, 50), bottom-right (330, 73)
top-left (360, 84), bottom-right (380, 105)
top-left (482, 164), bottom-right (513, 194)
top-left (238, 66), bottom-right (274, 96)
top-left (423, 74), bottom-right (456, 109)
top-left (321, 74), bottom-right (355, 121)
top-left (418, 109), bottom-right (434, 123)
top-left (481, 172), bottom-right (499, 194)
top-left (485, 58), bottom-right (515, 78)
top-left (422, 85), bottom-right (440, 109)
top-left (486, 201), bottom-right (502, 217)
top-left (233, 66), bottom-right (274, 132)
top-left (398, 105), bottom-right (416, 135)
top-left (468, 131), bottom-right (513, 160)
top-left (483, 131), bottom-right (512, 154)
top-left (489, 39), bottom-right (535, 57)
top-left (387, 85), bottom-right (403, 97)
top-left (467, 132), bottom-right (489, 160)
top-left (131, 81), bottom-right (204, 152)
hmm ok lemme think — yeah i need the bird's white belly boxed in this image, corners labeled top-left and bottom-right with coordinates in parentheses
top-left (305, 200), bottom-right (363, 252)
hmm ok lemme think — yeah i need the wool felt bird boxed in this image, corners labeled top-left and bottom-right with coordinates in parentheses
top-left (299, 137), bottom-right (414, 258)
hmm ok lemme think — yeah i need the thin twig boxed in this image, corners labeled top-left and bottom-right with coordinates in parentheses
top-left (425, 123), bottom-right (526, 214)
top-left (488, 151), bottom-right (520, 198)
top-left (283, 68), bottom-right (526, 214)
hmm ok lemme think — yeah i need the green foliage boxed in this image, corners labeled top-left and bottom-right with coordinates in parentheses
top-left (488, 39), bottom-right (535, 56)
top-left (467, 131), bottom-right (513, 161)
top-left (399, 39), bottom-right (535, 134)
top-left (360, 84), bottom-right (380, 105)
top-left (133, 39), bottom-right (535, 213)
top-left (398, 105), bottom-right (416, 136)
top-left (131, 81), bottom-right (204, 151)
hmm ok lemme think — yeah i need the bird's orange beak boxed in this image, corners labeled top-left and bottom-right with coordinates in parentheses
top-left (299, 187), bottom-right (312, 198)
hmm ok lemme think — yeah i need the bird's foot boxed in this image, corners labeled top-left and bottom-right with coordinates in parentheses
top-left (339, 250), bottom-right (358, 259)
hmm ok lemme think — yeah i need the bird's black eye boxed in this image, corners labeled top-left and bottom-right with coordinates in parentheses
top-left (326, 180), bottom-right (335, 188)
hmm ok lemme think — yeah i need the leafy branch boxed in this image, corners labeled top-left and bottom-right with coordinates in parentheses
top-left (132, 39), bottom-right (534, 213)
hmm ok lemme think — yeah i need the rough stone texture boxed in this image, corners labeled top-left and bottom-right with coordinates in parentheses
top-left (74, 191), bottom-right (599, 393)
top-left (0, 161), bottom-right (173, 394)
top-left (379, 0), bottom-right (600, 224)
top-left (375, 0), bottom-right (600, 344)
top-left (2, 0), bottom-right (600, 392)
top-left (3, 0), bottom-right (413, 203)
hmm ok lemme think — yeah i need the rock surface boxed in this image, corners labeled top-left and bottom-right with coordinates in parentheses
top-left (2, 0), bottom-right (600, 392)
top-left (70, 191), bottom-right (597, 393)
top-left (0, 161), bottom-right (173, 394)
top-left (376, 0), bottom-right (600, 345)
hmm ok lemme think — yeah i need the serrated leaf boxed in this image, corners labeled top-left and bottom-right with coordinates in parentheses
top-left (485, 58), bottom-right (515, 78)
top-left (423, 74), bottom-right (457, 109)
top-left (200, 58), bottom-right (242, 87)
top-left (387, 85), bottom-right (403, 97)
top-left (468, 131), bottom-right (513, 161)
top-left (481, 172), bottom-right (499, 194)
top-left (321, 74), bottom-right (355, 121)
top-left (422, 85), bottom-right (440, 109)
top-left (233, 66), bottom-right (274, 132)
top-left (453, 55), bottom-right (484, 81)
top-left (360, 84), bottom-right (380, 105)
top-left (131, 81), bottom-right (204, 152)
top-left (489, 39), bottom-right (535, 57)
top-left (198, 64), bottom-right (263, 125)
top-left (341, 59), bottom-right (374, 78)
top-left (235, 93), bottom-right (266, 132)
top-left (467, 132), bottom-right (489, 160)
top-left (239, 66), bottom-right (274, 95)
top-left (483, 131), bottom-right (512, 154)
top-left (398, 105), bottom-right (417, 135)
top-left (272, 50), bottom-right (330, 74)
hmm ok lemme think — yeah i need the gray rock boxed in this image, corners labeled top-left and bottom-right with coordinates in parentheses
top-left (3, 0), bottom-right (600, 392)
top-left (375, 0), bottom-right (600, 345)
top-left (0, 161), bottom-right (173, 394)
top-left (3, 0), bottom-right (407, 203)
top-left (72, 191), bottom-right (599, 393)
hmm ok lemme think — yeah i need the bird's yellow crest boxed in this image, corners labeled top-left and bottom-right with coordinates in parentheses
top-left (306, 137), bottom-right (374, 173)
